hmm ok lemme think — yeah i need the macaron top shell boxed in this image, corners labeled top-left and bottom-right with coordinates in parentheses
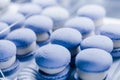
top-left (77, 5), bottom-right (106, 20)
top-left (0, 40), bottom-right (16, 62)
top-left (6, 28), bottom-right (36, 48)
top-left (64, 17), bottom-right (95, 35)
top-left (76, 48), bottom-right (113, 72)
top-left (42, 6), bottom-right (70, 22)
top-left (18, 3), bottom-right (42, 17)
top-left (25, 15), bottom-right (53, 34)
top-left (32, 0), bottom-right (57, 8)
top-left (35, 44), bottom-right (71, 69)
top-left (51, 28), bottom-right (82, 49)
top-left (81, 35), bottom-right (113, 52)
top-left (0, 12), bottom-right (25, 25)
top-left (100, 24), bottom-right (120, 40)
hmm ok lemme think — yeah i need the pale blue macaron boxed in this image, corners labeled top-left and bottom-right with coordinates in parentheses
top-left (25, 15), bottom-right (53, 46)
top-left (64, 17), bottom-right (95, 35)
top-left (0, 12), bottom-right (25, 31)
top-left (75, 48), bottom-right (113, 73)
top-left (51, 28), bottom-right (82, 49)
top-left (100, 24), bottom-right (120, 57)
top-left (32, 0), bottom-right (57, 8)
top-left (81, 35), bottom-right (113, 53)
top-left (77, 5), bottom-right (106, 21)
top-left (0, 40), bottom-right (19, 76)
top-left (0, 22), bottom-right (10, 39)
top-left (35, 44), bottom-right (71, 70)
top-left (6, 28), bottom-right (37, 61)
top-left (18, 3), bottom-right (42, 17)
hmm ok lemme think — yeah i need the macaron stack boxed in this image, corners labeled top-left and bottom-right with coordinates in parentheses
top-left (100, 24), bottom-right (120, 57)
top-left (75, 48), bottom-right (113, 80)
top-left (64, 17), bottom-right (95, 39)
top-left (35, 44), bottom-right (71, 80)
top-left (42, 6), bottom-right (70, 30)
top-left (81, 35), bottom-right (113, 53)
top-left (32, 0), bottom-right (57, 8)
top-left (0, 40), bottom-right (19, 77)
top-left (6, 28), bottom-right (37, 61)
top-left (50, 28), bottom-right (82, 67)
top-left (0, 12), bottom-right (25, 31)
top-left (25, 15), bottom-right (53, 46)
top-left (18, 3), bottom-right (42, 18)
top-left (77, 5), bottom-right (106, 34)
top-left (0, 22), bottom-right (10, 39)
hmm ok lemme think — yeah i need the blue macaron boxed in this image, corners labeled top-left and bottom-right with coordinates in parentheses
top-left (0, 12), bottom-right (25, 31)
top-left (42, 6), bottom-right (70, 30)
top-left (25, 15), bottom-right (53, 46)
top-left (32, 0), bottom-right (57, 8)
top-left (77, 5), bottom-right (106, 21)
top-left (35, 44), bottom-right (71, 70)
top-left (0, 22), bottom-right (10, 39)
top-left (6, 28), bottom-right (37, 61)
top-left (51, 28), bottom-right (82, 49)
top-left (0, 40), bottom-right (19, 76)
top-left (18, 3), bottom-right (42, 17)
top-left (100, 24), bottom-right (120, 57)
top-left (81, 35), bottom-right (113, 53)
top-left (75, 48), bottom-right (113, 73)
top-left (64, 17), bottom-right (95, 36)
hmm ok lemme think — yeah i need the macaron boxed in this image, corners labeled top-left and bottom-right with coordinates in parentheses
top-left (17, 64), bottom-right (70, 80)
top-left (77, 5), bottom-right (106, 34)
top-left (6, 28), bottom-right (37, 61)
top-left (0, 40), bottom-right (19, 76)
top-left (76, 48), bottom-right (113, 80)
top-left (100, 24), bottom-right (120, 57)
top-left (18, 3), bottom-right (42, 18)
top-left (81, 35), bottom-right (113, 53)
top-left (51, 28), bottom-right (82, 57)
top-left (35, 44), bottom-right (71, 74)
top-left (0, 22), bottom-right (10, 39)
top-left (75, 48), bottom-right (113, 80)
top-left (32, 0), bottom-right (57, 8)
top-left (25, 15), bottom-right (53, 46)
top-left (42, 6), bottom-right (70, 30)
top-left (0, 12), bottom-right (25, 31)
top-left (64, 17), bottom-right (95, 39)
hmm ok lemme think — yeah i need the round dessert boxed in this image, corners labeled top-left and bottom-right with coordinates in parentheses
top-left (0, 12), bottom-right (25, 31)
top-left (18, 3), bottom-right (42, 17)
top-left (25, 15), bottom-right (53, 46)
top-left (35, 44), bottom-right (71, 74)
top-left (81, 35), bottom-right (113, 53)
top-left (0, 40), bottom-right (19, 76)
top-left (64, 17), bottom-right (95, 39)
top-left (75, 48), bottom-right (113, 80)
top-left (6, 28), bottom-right (37, 61)
top-left (42, 6), bottom-right (70, 30)
top-left (100, 24), bottom-right (120, 57)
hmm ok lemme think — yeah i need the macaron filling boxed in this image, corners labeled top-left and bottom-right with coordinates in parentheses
top-left (0, 56), bottom-right (16, 69)
top-left (17, 41), bottom-right (36, 56)
top-left (77, 69), bottom-right (108, 80)
top-left (113, 40), bottom-right (120, 48)
top-left (39, 66), bottom-right (66, 74)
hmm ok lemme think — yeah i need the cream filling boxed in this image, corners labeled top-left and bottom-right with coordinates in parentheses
top-left (0, 56), bottom-right (16, 69)
top-left (94, 18), bottom-right (104, 28)
top-left (83, 31), bottom-right (95, 39)
top-left (36, 32), bottom-right (49, 42)
top-left (17, 42), bottom-right (36, 56)
top-left (39, 66), bottom-right (66, 74)
top-left (113, 40), bottom-right (120, 48)
top-left (77, 69), bottom-right (108, 80)
top-left (70, 46), bottom-right (80, 57)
